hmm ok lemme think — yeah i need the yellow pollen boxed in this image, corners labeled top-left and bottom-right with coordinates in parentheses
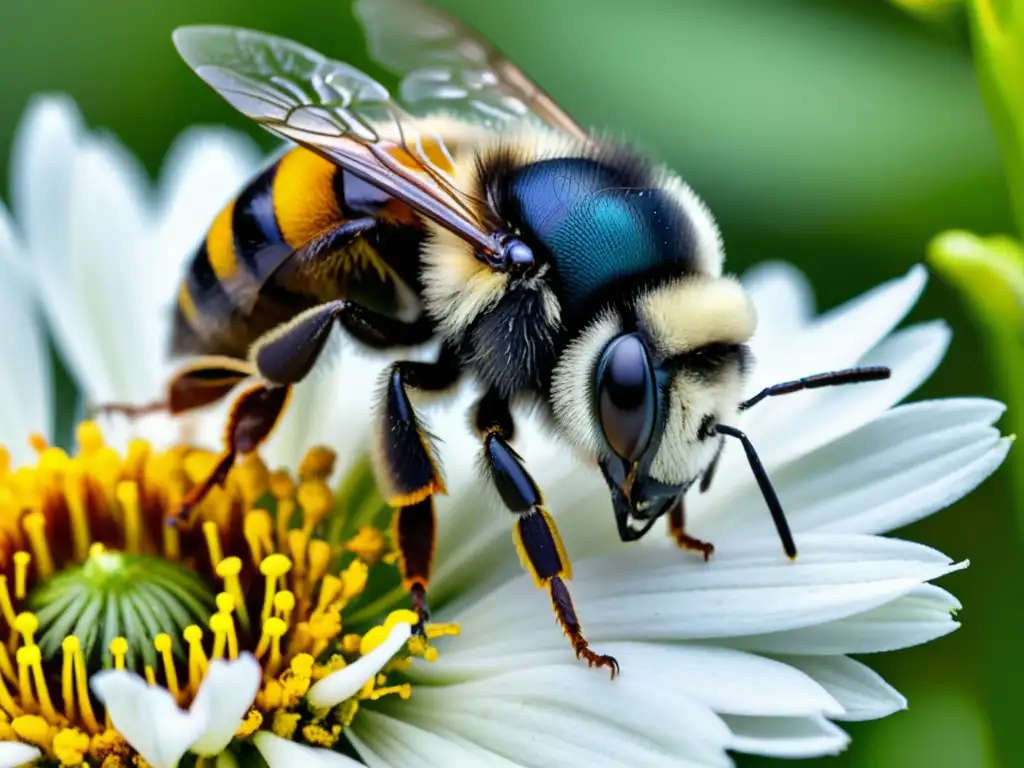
top-left (63, 467), bottom-right (93, 563)
top-left (235, 709), bottom-right (263, 738)
top-left (153, 634), bottom-right (180, 698)
top-left (109, 637), bottom-right (129, 671)
top-left (115, 482), bottom-right (142, 554)
top-left (21, 513), bottom-right (53, 580)
top-left (53, 726), bottom-right (90, 765)
top-left (202, 521), bottom-right (224, 569)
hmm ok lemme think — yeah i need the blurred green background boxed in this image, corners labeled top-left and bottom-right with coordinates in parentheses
top-left (0, 0), bottom-right (1015, 765)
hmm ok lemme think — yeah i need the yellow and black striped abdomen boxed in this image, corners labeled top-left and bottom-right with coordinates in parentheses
top-left (171, 147), bottom-right (425, 359)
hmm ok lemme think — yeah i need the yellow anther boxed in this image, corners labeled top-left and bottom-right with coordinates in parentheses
top-left (271, 710), bottom-right (300, 740)
top-left (109, 637), bottom-right (129, 670)
top-left (235, 709), bottom-right (263, 738)
top-left (342, 634), bottom-right (361, 655)
top-left (340, 560), bottom-right (369, 601)
top-left (244, 509), bottom-right (275, 566)
top-left (274, 590), bottom-right (295, 624)
top-left (425, 622), bottom-right (461, 640)
top-left (298, 446), bottom-right (336, 482)
top-left (406, 636), bottom-right (435, 661)
top-left (269, 471), bottom-right (295, 500)
top-left (12, 552), bottom-right (31, 600)
top-left (345, 525), bottom-right (387, 565)
top-left (337, 698), bottom-right (359, 727)
top-left (14, 613), bottom-right (39, 647)
top-left (367, 682), bottom-right (412, 701)
top-left (28, 433), bottom-right (48, 455)
top-left (297, 481), bottom-right (332, 531)
top-left (154, 634), bottom-right (180, 697)
top-left (63, 468), bottom-right (93, 563)
top-left (21, 513), bottom-right (52, 580)
top-left (236, 454), bottom-right (270, 505)
top-left (183, 625), bottom-right (208, 694)
top-left (385, 609), bottom-right (419, 630)
top-left (202, 521), bottom-right (224, 569)
top-left (302, 723), bottom-right (341, 747)
top-left (53, 726), bottom-right (90, 766)
top-left (62, 637), bottom-right (98, 734)
top-left (359, 626), bottom-right (389, 657)
top-left (307, 540), bottom-right (332, 588)
top-left (315, 575), bottom-right (343, 613)
top-left (214, 556), bottom-right (248, 627)
top-left (11, 714), bottom-right (54, 749)
top-left (115, 482), bottom-right (142, 554)
top-left (216, 593), bottom-right (235, 614)
top-left (76, 421), bottom-right (105, 455)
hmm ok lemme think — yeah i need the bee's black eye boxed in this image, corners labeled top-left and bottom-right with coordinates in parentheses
top-left (595, 333), bottom-right (657, 462)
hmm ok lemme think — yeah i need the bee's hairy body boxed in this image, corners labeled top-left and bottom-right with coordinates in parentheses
top-left (175, 121), bottom-right (734, 425)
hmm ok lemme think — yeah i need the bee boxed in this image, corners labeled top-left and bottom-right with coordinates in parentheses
top-left (111, 0), bottom-right (891, 676)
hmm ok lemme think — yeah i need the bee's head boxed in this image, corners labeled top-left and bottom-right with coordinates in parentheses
top-left (551, 276), bottom-right (756, 540)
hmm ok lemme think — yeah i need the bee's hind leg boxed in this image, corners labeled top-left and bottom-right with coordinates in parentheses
top-left (474, 390), bottom-right (619, 678)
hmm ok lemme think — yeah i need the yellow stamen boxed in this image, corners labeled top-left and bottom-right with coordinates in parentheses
top-left (202, 521), bottom-right (224, 569)
top-left (340, 560), bottom-right (369, 601)
top-left (0, 643), bottom-right (16, 685)
top-left (63, 637), bottom-right (99, 734)
top-left (184, 625), bottom-right (208, 694)
top-left (145, 665), bottom-right (156, 687)
top-left (153, 634), bottom-right (180, 698)
top-left (297, 480), bottom-right (332, 535)
top-left (425, 623), bottom-right (462, 640)
top-left (287, 529), bottom-right (309, 586)
top-left (274, 590), bottom-right (295, 625)
top-left (15, 646), bottom-right (36, 714)
top-left (63, 467), bottom-right (93, 563)
top-left (115, 482), bottom-right (142, 554)
top-left (162, 484), bottom-right (182, 561)
top-left (109, 637), bottom-right (129, 671)
top-left (14, 613), bottom-right (38, 648)
top-left (76, 422), bottom-right (104, 455)
top-left (298, 446), bottom-right (335, 482)
top-left (21, 513), bottom-right (52, 579)
top-left (259, 554), bottom-right (292, 625)
top-left (307, 540), bottom-right (332, 590)
top-left (345, 525), bottom-right (387, 565)
top-left (367, 682), bottom-right (412, 701)
top-left (255, 617), bottom-right (287, 665)
top-left (269, 470), bottom-right (296, 553)
top-left (0, 577), bottom-right (18, 631)
top-left (214, 556), bottom-right (248, 628)
top-left (19, 645), bottom-right (58, 723)
top-left (0, 665), bottom-right (21, 718)
top-left (209, 613), bottom-right (231, 660)
top-left (244, 509), bottom-right (274, 567)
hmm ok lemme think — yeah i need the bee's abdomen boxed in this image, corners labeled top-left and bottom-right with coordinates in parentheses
top-left (172, 147), bottom-right (417, 358)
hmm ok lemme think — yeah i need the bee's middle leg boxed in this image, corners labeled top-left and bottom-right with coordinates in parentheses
top-left (372, 345), bottom-right (463, 630)
top-left (474, 390), bottom-right (619, 677)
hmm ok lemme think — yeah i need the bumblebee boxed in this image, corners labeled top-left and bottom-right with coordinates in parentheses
top-left (113, 0), bottom-right (891, 676)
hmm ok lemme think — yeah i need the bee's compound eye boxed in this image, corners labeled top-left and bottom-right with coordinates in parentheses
top-left (596, 333), bottom-right (657, 462)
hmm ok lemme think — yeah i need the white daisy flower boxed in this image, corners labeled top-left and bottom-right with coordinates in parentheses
top-left (0, 95), bottom-right (1008, 767)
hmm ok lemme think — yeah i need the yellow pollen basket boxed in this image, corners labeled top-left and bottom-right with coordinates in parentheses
top-left (0, 423), bottom-right (458, 763)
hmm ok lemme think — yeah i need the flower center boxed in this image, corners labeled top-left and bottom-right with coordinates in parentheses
top-left (0, 423), bottom-right (458, 765)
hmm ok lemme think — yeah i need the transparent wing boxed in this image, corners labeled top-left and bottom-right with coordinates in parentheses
top-left (353, 0), bottom-right (587, 137)
top-left (173, 25), bottom-right (502, 254)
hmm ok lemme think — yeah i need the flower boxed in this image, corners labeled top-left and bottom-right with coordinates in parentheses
top-left (0, 95), bottom-right (1010, 766)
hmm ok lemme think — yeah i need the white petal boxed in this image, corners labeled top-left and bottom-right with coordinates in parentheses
top-left (254, 731), bottom-right (366, 768)
top-left (725, 714), bottom-right (849, 758)
top-left (350, 712), bottom-right (525, 768)
top-left (307, 622), bottom-right (412, 708)
top-left (437, 534), bottom-right (963, 662)
top-left (742, 261), bottom-right (815, 357)
top-left (726, 583), bottom-right (961, 655)
top-left (0, 742), bottom-right (42, 768)
top-left (783, 656), bottom-right (906, 721)
top-left (90, 670), bottom-right (204, 768)
top-left (0, 202), bottom-right (51, 459)
top-left (699, 398), bottom-right (1009, 541)
top-left (10, 94), bottom-right (81, 264)
top-left (188, 653), bottom-right (262, 755)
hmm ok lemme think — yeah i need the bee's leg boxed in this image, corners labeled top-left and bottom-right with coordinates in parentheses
top-left (475, 390), bottom-right (619, 678)
top-left (90, 356), bottom-right (255, 419)
top-left (374, 348), bottom-right (463, 630)
top-left (175, 382), bottom-right (291, 524)
top-left (666, 499), bottom-right (714, 561)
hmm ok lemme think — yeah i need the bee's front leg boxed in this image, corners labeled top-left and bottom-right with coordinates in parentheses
top-left (372, 346), bottom-right (463, 631)
top-left (475, 391), bottom-right (619, 678)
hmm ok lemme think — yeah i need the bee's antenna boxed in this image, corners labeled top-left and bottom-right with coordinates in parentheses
top-left (718, 365), bottom-right (892, 559)
top-left (715, 424), bottom-right (796, 559)
top-left (739, 366), bottom-right (891, 411)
